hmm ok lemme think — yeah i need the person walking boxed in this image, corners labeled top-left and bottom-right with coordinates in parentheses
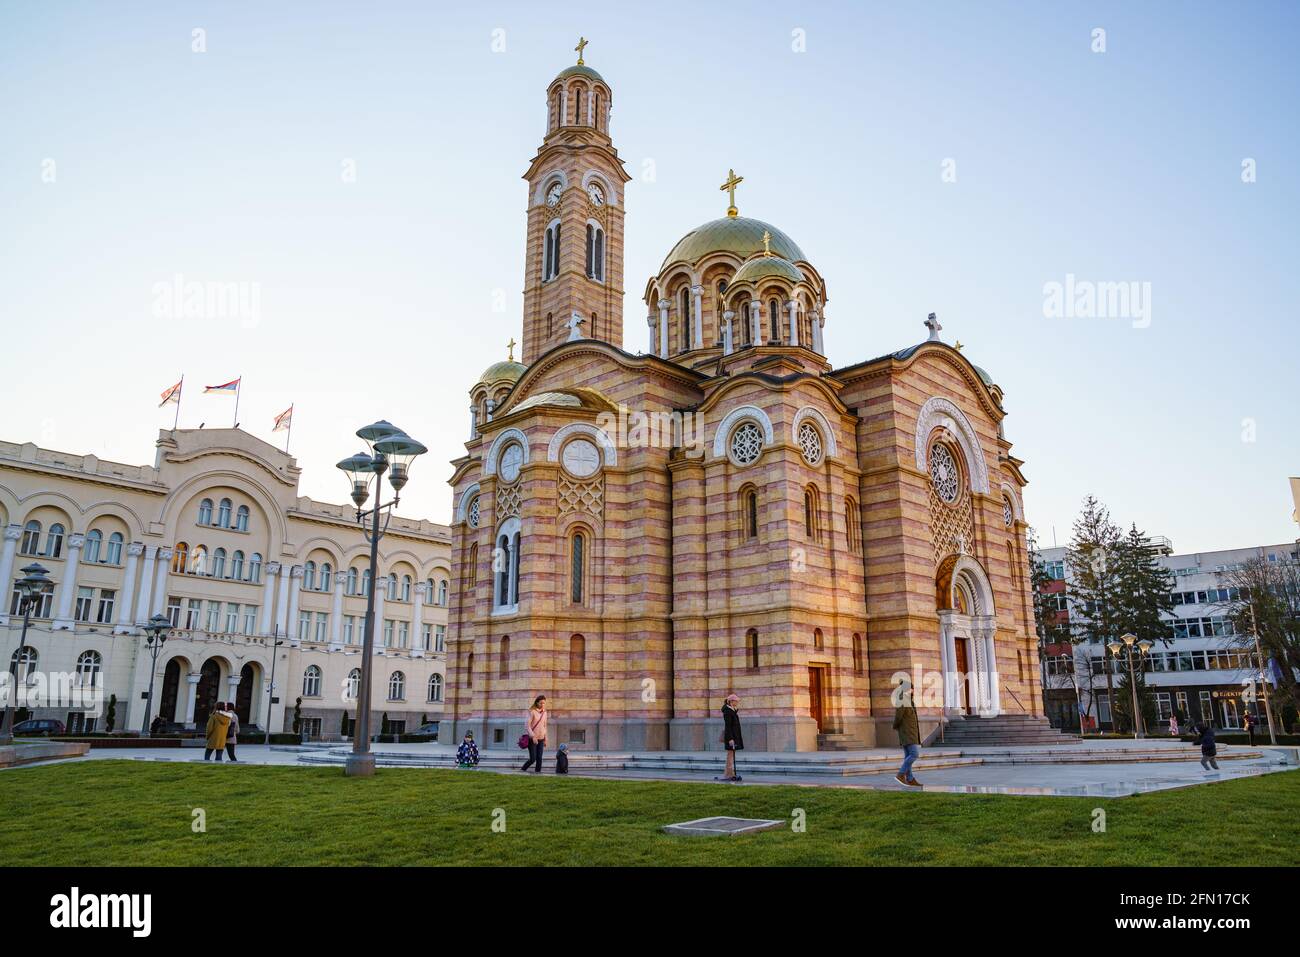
top-left (716, 693), bottom-right (744, 782)
top-left (204, 702), bottom-right (231, 762)
top-left (520, 695), bottom-right (548, 773)
top-left (1194, 721), bottom-right (1219, 771)
top-left (1244, 711), bottom-right (1257, 746)
top-left (223, 704), bottom-right (240, 762)
top-left (893, 685), bottom-right (922, 787)
top-left (1168, 712), bottom-right (1180, 737)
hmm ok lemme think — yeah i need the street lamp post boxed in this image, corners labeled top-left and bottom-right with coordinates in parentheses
top-left (336, 420), bottom-right (427, 778)
top-left (262, 626), bottom-right (284, 744)
top-left (1108, 632), bottom-right (1153, 739)
top-left (139, 614), bottom-right (172, 736)
top-left (0, 563), bottom-right (53, 745)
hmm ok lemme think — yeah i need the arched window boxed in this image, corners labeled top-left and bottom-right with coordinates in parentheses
top-left (302, 665), bottom-right (322, 697)
top-left (11, 646), bottom-right (38, 680)
top-left (738, 298), bottom-right (751, 345)
top-left (45, 524), bottom-right (64, 558)
top-left (345, 668), bottom-right (361, 701)
top-left (468, 543), bottom-right (479, 587)
top-left (303, 561), bottom-right (316, 591)
top-left (570, 531), bottom-right (585, 604)
top-left (235, 504), bottom-right (249, 531)
top-left (76, 650), bottom-right (103, 686)
top-left (428, 673), bottom-right (443, 703)
top-left (680, 286), bottom-right (692, 350)
top-left (361, 569), bottom-right (372, 597)
top-left (320, 563), bottom-right (332, 592)
top-left (107, 532), bottom-right (123, 565)
top-left (466, 652), bottom-right (475, 688)
top-left (569, 634), bottom-right (586, 676)
top-left (231, 550), bottom-right (245, 580)
top-left (804, 487), bottom-right (820, 541)
top-left (249, 553), bottom-right (262, 583)
top-left (198, 498), bottom-right (213, 525)
top-left (387, 573), bottom-right (398, 601)
top-left (388, 671), bottom-right (406, 701)
top-left (747, 629), bottom-right (760, 670)
top-left (20, 520), bottom-right (41, 556)
top-left (346, 567), bottom-right (358, 595)
top-left (743, 488), bottom-right (759, 539)
top-left (543, 220), bottom-right (561, 281)
top-left (84, 529), bottom-right (102, 563)
top-left (495, 534), bottom-right (514, 608)
top-left (190, 545), bottom-right (206, 575)
top-left (852, 633), bottom-right (864, 674)
top-left (845, 498), bottom-right (860, 553)
top-left (499, 636), bottom-right (510, 677)
top-left (217, 498), bottom-right (232, 528)
top-left (433, 578), bottom-right (445, 605)
top-left (211, 548), bottom-right (226, 579)
top-left (401, 575), bottom-right (412, 602)
top-left (585, 223), bottom-right (605, 282)
top-left (172, 542), bottom-right (188, 573)
top-left (813, 627), bottom-right (825, 651)
top-left (768, 297), bottom-right (781, 342)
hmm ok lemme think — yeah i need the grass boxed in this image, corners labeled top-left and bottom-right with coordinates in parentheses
top-left (1, 760), bottom-right (1297, 866)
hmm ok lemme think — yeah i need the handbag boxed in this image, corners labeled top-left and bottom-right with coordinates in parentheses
top-left (518, 733), bottom-right (531, 750)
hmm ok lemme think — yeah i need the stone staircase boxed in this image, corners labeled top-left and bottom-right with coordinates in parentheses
top-left (938, 714), bottom-right (1080, 747)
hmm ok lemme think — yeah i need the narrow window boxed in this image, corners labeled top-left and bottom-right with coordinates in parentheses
top-left (744, 489), bottom-right (758, 539)
top-left (570, 532), bottom-right (585, 604)
top-left (747, 629), bottom-right (759, 669)
top-left (499, 636), bottom-right (510, 677)
top-left (570, 634), bottom-right (586, 676)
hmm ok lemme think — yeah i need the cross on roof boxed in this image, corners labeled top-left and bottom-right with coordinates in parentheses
top-left (762, 230), bottom-right (772, 256)
top-left (507, 337), bottom-right (517, 361)
top-left (720, 168), bottom-right (744, 218)
top-left (575, 37), bottom-right (588, 65)
top-left (924, 312), bottom-right (943, 342)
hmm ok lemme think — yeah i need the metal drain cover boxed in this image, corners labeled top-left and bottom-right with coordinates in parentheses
top-left (662, 816), bottom-right (785, 837)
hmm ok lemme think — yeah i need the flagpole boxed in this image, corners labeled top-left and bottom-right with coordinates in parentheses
top-left (285, 404), bottom-right (294, 454)
top-left (173, 375), bottom-right (184, 431)
top-left (232, 376), bottom-right (241, 429)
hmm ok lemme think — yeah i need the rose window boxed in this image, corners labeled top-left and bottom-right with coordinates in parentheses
top-left (797, 422), bottom-right (823, 465)
top-left (730, 421), bottom-right (763, 465)
top-left (929, 444), bottom-right (960, 503)
top-left (1003, 497), bottom-right (1015, 527)
top-left (467, 496), bottom-right (480, 528)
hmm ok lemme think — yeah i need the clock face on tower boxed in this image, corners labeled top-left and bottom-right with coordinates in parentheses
top-left (561, 438), bottom-right (601, 477)
top-left (546, 183), bottom-right (563, 207)
top-left (586, 182), bottom-right (604, 207)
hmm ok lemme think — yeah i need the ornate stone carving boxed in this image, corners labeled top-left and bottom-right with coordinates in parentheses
top-left (558, 475), bottom-right (603, 519)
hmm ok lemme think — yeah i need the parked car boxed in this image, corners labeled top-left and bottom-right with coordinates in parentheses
top-left (13, 718), bottom-right (66, 736)
top-left (409, 722), bottom-right (439, 739)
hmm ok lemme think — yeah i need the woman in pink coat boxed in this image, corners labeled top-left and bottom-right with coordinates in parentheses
top-left (520, 695), bottom-right (548, 773)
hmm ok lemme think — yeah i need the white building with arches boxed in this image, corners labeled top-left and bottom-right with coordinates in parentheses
top-left (0, 428), bottom-right (451, 738)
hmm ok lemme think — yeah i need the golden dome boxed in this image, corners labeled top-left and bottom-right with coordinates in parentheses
top-left (661, 217), bottom-right (806, 271)
top-left (477, 360), bottom-right (526, 387)
top-left (552, 64), bottom-right (606, 85)
top-left (730, 255), bottom-right (804, 286)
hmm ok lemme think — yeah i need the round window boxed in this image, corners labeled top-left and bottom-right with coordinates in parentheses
top-left (499, 442), bottom-right (524, 484)
top-left (929, 444), bottom-right (960, 503)
top-left (467, 496), bottom-right (481, 528)
top-left (561, 438), bottom-right (601, 477)
top-left (730, 421), bottom-right (763, 466)
top-left (797, 421), bottom-right (823, 465)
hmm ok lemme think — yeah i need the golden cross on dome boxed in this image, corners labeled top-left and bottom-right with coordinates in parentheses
top-left (762, 230), bottom-right (772, 256)
top-left (507, 337), bottom-right (517, 361)
top-left (575, 37), bottom-right (588, 65)
top-left (720, 168), bottom-right (744, 218)
top-left (954, 340), bottom-right (964, 352)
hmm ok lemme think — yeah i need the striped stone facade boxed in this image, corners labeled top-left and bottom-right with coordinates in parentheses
top-left (443, 56), bottom-right (1041, 753)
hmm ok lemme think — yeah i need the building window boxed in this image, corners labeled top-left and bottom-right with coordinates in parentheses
top-left (768, 297), bottom-right (781, 342)
top-left (813, 627), bottom-right (824, 651)
top-left (428, 673), bottom-right (443, 702)
top-left (346, 668), bottom-right (361, 701)
top-left (106, 532), bottom-right (124, 565)
top-left (198, 498), bottom-right (213, 525)
top-left (298, 610), bottom-right (311, 641)
top-left (243, 605), bottom-right (257, 634)
top-left (383, 619), bottom-right (394, 647)
top-left (346, 567), bottom-right (358, 595)
top-left (435, 624), bottom-right (446, 652)
top-left (852, 633), bottom-right (864, 674)
top-left (929, 443), bottom-right (961, 503)
top-left (845, 498), bottom-right (860, 552)
top-left (680, 286), bottom-right (691, 349)
top-left (747, 629), bottom-right (759, 669)
top-left (398, 620), bottom-right (409, 648)
top-left (74, 587), bottom-right (94, 622)
top-left (96, 589), bottom-right (115, 624)
top-left (585, 223), bottom-right (605, 282)
top-left (249, 553), bottom-right (262, 583)
top-left (499, 636), bottom-right (510, 677)
top-left (20, 520), bottom-right (41, 556)
top-left (466, 652), bottom-right (474, 689)
top-left (569, 634), bottom-right (585, 676)
top-left (225, 603), bottom-right (239, 633)
top-left (75, 650), bottom-right (102, 686)
top-left (231, 550), bottom-right (245, 580)
top-left (185, 599), bottom-right (202, 630)
top-left (570, 531), bottom-right (585, 604)
top-left (387, 574), bottom-right (398, 601)
top-left (543, 220), bottom-right (561, 281)
top-left (45, 524), bottom-right (64, 558)
top-left (303, 665), bottom-right (322, 697)
top-left (468, 543), bottom-right (478, 586)
top-left (729, 421), bottom-right (763, 465)
top-left (437, 579), bottom-right (448, 605)
top-left (217, 498), bottom-right (232, 528)
top-left (467, 497), bottom-right (481, 528)
top-left (83, 529), bottom-right (102, 563)
top-left (303, 561), bottom-right (316, 591)
top-left (1003, 496), bottom-right (1015, 528)
top-left (401, 575), bottom-right (412, 602)
top-left (743, 488), bottom-right (759, 539)
top-left (343, 616), bottom-right (355, 644)
top-left (166, 596), bottom-right (182, 627)
top-left (388, 671), bottom-right (406, 701)
top-left (804, 486), bottom-right (820, 541)
top-left (211, 548), bottom-right (226, 579)
top-left (797, 421), bottom-right (823, 465)
top-left (11, 646), bottom-right (38, 680)
top-left (316, 613), bottom-right (330, 643)
top-left (235, 504), bottom-right (249, 531)
top-left (361, 569), bottom-right (372, 597)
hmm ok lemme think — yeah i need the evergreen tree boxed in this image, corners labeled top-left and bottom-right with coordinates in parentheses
top-left (292, 697), bottom-right (302, 735)
top-left (1110, 524), bottom-right (1175, 734)
top-left (1064, 496), bottom-right (1123, 727)
top-left (1029, 529), bottom-right (1083, 726)
top-left (105, 694), bottom-right (117, 733)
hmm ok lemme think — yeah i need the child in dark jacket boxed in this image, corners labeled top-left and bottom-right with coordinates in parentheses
top-left (456, 732), bottom-right (480, 768)
top-left (1193, 722), bottom-right (1219, 771)
top-left (555, 743), bottom-right (569, 774)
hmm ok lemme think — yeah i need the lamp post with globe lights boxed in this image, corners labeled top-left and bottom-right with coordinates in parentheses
top-left (336, 421), bottom-right (427, 777)
top-left (139, 613), bottom-right (173, 736)
top-left (1, 562), bottom-right (53, 744)
top-left (1108, 632), bottom-right (1154, 739)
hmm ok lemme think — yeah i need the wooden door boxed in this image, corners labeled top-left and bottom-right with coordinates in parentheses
top-left (953, 638), bottom-right (970, 714)
top-left (808, 666), bottom-right (825, 731)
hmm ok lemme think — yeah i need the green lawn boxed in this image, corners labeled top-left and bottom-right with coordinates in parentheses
top-left (2, 761), bottom-right (1297, 866)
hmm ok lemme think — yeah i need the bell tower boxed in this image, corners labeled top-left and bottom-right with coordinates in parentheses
top-left (520, 40), bottom-right (631, 364)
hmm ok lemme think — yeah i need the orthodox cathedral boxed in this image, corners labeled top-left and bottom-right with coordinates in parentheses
top-left (444, 45), bottom-right (1041, 752)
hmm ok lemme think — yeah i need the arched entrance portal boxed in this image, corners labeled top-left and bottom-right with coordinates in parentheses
top-left (935, 554), bottom-right (1000, 717)
top-left (159, 660), bottom-right (181, 723)
top-left (194, 659), bottom-right (222, 728)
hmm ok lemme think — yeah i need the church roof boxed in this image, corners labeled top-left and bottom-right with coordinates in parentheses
top-left (661, 216), bottom-right (806, 270)
top-left (477, 360), bottom-right (526, 386)
top-left (864, 342), bottom-right (995, 386)
top-left (511, 391), bottom-right (585, 413)
top-left (731, 254), bottom-right (804, 286)
top-left (553, 63), bottom-right (606, 85)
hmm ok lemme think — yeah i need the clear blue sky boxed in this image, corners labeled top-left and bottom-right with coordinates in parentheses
top-left (1, 1), bottom-right (1296, 553)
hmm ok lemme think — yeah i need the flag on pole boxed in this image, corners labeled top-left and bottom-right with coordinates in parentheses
top-left (159, 380), bottom-right (182, 407)
top-left (273, 405), bottom-right (294, 432)
top-left (204, 378), bottom-right (241, 394)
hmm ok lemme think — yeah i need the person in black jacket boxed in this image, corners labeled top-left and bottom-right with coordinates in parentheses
top-left (717, 693), bottom-right (744, 782)
top-left (1194, 721), bottom-right (1219, 771)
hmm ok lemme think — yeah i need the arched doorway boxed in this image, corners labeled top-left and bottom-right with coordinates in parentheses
top-left (194, 659), bottom-right (222, 728)
top-left (159, 660), bottom-right (181, 723)
top-left (236, 664), bottom-right (257, 726)
top-left (935, 555), bottom-right (999, 716)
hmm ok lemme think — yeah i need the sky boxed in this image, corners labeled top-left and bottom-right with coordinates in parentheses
top-left (1, 1), bottom-right (1297, 554)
